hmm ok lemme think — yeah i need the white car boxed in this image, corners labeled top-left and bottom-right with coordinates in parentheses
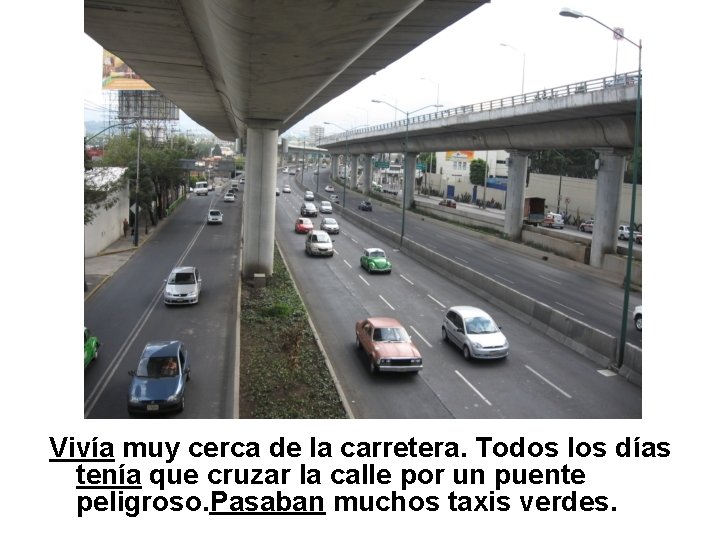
top-left (329, 194), bottom-right (340, 203)
top-left (305, 230), bottom-right (334, 257)
top-left (304, 191), bottom-right (315, 201)
top-left (324, 185), bottom-right (335, 192)
top-left (164, 266), bottom-right (202, 305)
top-left (224, 192), bottom-right (235, 202)
top-left (633, 305), bottom-right (642, 332)
top-left (207, 209), bottom-right (223, 224)
top-left (441, 306), bottom-right (509, 360)
top-left (282, 185), bottom-right (291, 193)
top-left (319, 201), bottom-right (332, 214)
top-left (282, 167), bottom-right (289, 173)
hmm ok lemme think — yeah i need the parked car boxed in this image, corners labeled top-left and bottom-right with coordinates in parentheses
top-left (127, 340), bottom-right (190, 414)
top-left (579, 219), bottom-right (594, 233)
top-left (84, 327), bottom-right (100, 368)
top-left (224, 191), bottom-right (235, 202)
top-left (282, 167), bottom-right (289, 173)
top-left (289, 169), bottom-right (296, 175)
top-left (441, 306), bottom-right (509, 360)
top-left (542, 212), bottom-right (564, 229)
top-left (633, 305), bottom-right (642, 332)
top-left (300, 202), bottom-right (318, 217)
top-left (304, 190), bottom-right (314, 201)
top-left (361, 247), bottom-right (391, 273)
top-left (295, 217), bottom-right (314, 233)
top-left (634, 231), bottom-right (642, 244)
top-left (282, 185), bottom-right (291, 193)
top-left (439, 199), bottom-right (457, 208)
top-left (276, 187), bottom-right (280, 196)
top-left (305, 230), bottom-right (334, 257)
top-left (618, 225), bottom-right (632, 240)
top-left (359, 200), bottom-right (373, 211)
top-left (163, 266), bottom-right (202, 305)
top-left (324, 184), bottom-right (335, 192)
top-left (319, 201), bottom-right (333, 214)
top-left (355, 317), bottom-right (422, 374)
top-left (207, 209), bottom-right (223, 224)
top-left (320, 217), bottom-right (339, 234)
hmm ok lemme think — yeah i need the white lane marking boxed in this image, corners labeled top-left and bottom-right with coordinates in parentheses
top-left (350, 237), bottom-right (358, 244)
top-left (455, 370), bottom-right (492, 406)
top-left (493, 256), bottom-right (509, 264)
top-left (343, 259), bottom-right (352, 268)
top-left (494, 274), bottom-right (514, 284)
top-left (400, 274), bottom-right (414, 286)
top-left (378, 295), bottom-right (395, 310)
top-left (539, 274), bottom-right (562, 285)
top-left (597, 369), bottom-right (617, 377)
top-left (608, 301), bottom-right (624, 310)
top-left (358, 275), bottom-right (370, 286)
top-left (427, 295), bottom-right (446, 309)
top-left (555, 302), bottom-right (584, 316)
top-left (410, 325), bottom-right (432, 348)
top-left (455, 256), bottom-right (469, 264)
top-left (525, 365), bottom-right (572, 398)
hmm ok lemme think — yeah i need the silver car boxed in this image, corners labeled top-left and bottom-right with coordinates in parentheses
top-left (441, 306), bottom-right (509, 360)
top-left (164, 266), bottom-right (202, 305)
top-left (305, 230), bottom-right (334, 257)
top-left (320, 217), bottom-right (339, 234)
top-left (207, 209), bottom-right (223, 224)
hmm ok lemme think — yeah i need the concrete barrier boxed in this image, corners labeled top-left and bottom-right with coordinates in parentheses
top-left (334, 200), bottom-right (641, 386)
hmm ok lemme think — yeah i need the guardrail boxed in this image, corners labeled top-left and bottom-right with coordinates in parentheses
top-left (320, 71), bottom-right (640, 145)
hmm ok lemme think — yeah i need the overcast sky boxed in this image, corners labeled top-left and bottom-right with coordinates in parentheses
top-left (83, 0), bottom-right (647, 139)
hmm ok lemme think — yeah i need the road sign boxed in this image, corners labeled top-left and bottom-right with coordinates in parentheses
top-left (374, 161), bottom-right (389, 168)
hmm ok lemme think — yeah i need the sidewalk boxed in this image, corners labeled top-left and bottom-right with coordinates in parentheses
top-left (84, 223), bottom-right (158, 301)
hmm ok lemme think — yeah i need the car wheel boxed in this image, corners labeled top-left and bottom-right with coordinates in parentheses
top-left (369, 357), bottom-right (377, 374)
top-left (463, 346), bottom-right (471, 360)
top-left (178, 396), bottom-right (185, 412)
top-left (441, 327), bottom-right (448, 342)
top-left (634, 316), bottom-right (642, 332)
top-left (356, 336), bottom-right (362, 349)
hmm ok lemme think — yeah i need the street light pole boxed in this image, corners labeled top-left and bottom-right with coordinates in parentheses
top-left (324, 122), bottom-right (350, 208)
top-left (500, 43), bottom-right (526, 96)
top-left (560, 7), bottom-right (642, 369)
top-left (134, 118), bottom-right (141, 247)
top-left (371, 99), bottom-right (442, 247)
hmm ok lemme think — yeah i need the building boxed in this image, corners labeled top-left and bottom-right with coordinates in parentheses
top-left (308, 125), bottom-right (325, 145)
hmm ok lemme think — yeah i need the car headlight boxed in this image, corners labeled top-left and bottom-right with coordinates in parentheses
top-left (166, 393), bottom-right (181, 403)
top-left (411, 358), bottom-right (422, 364)
top-left (473, 342), bottom-right (483, 350)
top-left (128, 395), bottom-right (141, 404)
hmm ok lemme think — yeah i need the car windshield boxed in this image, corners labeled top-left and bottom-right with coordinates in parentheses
top-left (324, 219), bottom-right (336, 225)
top-left (373, 327), bottom-right (410, 342)
top-left (136, 356), bottom-right (179, 378)
top-left (169, 272), bottom-right (195, 285)
top-left (464, 316), bottom-right (499, 334)
top-left (368, 249), bottom-right (385, 258)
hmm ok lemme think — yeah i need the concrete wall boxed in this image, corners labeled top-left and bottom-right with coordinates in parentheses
top-left (84, 185), bottom-right (130, 257)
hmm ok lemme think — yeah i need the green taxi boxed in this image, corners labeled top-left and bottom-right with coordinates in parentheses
top-left (360, 248), bottom-right (392, 274)
top-left (84, 327), bottom-right (100, 368)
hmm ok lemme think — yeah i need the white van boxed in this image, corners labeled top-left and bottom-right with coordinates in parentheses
top-left (195, 181), bottom-right (208, 196)
top-left (542, 212), bottom-right (564, 229)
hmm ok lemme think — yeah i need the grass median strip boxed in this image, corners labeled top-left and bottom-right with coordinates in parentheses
top-left (238, 244), bottom-right (347, 419)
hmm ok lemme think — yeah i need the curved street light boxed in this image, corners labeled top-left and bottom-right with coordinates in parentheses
top-left (560, 7), bottom-right (642, 369)
top-left (323, 121), bottom-right (349, 208)
top-left (371, 99), bottom-right (442, 247)
top-left (500, 43), bottom-right (526, 96)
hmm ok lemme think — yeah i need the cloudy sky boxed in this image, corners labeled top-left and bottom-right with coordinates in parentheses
top-left (82, 0), bottom-right (647, 138)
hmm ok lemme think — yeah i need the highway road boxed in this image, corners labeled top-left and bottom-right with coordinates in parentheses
top-left (275, 171), bottom-right (640, 418)
top-left (294, 168), bottom-right (642, 349)
top-left (84, 184), bottom-right (241, 419)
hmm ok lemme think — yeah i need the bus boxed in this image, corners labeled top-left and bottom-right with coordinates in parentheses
top-left (195, 181), bottom-right (208, 196)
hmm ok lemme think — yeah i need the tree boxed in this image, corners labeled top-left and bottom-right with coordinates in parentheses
top-left (84, 168), bottom-right (128, 225)
top-left (529, 149), bottom-right (598, 179)
top-left (211, 143), bottom-right (223, 157)
top-left (469, 159), bottom-right (488, 186)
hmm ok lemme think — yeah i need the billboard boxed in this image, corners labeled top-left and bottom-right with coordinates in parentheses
top-left (445, 151), bottom-right (474, 161)
top-left (102, 50), bottom-right (153, 91)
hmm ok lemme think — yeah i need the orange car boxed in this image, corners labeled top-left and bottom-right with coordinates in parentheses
top-left (355, 317), bottom-right (422, 374)
top-left (295, 217), bottom-right (314, 233)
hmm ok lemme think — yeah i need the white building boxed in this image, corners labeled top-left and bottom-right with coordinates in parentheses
top-left (84, 167), bottom-right (129, 257)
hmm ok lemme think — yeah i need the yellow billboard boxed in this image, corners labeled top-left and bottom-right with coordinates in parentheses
top-left (445, 151), bottom-right (474, 161)
top-left (102, 50), bottom-right (154, 90)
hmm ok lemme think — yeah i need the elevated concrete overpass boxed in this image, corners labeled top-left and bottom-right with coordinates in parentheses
top-left (320, 72), bottom-right (641, 268)
top-left (84, 0), bottom-right (490, 277)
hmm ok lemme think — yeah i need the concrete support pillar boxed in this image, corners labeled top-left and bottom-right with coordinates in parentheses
top-left (403, 152), bottom-right (418, 209)
top-left (242, 124), bottom-right (278, 279)
top-left (351, 155), bottom-right (359, 188)
top-left (363, 153), bottom-right (374, 196)
top-left (590, 149), bottom-right (627, 268)
top-left (504, 150), bottom-right (530, 240)
top-left (331, 155), bottom-right (339, 181)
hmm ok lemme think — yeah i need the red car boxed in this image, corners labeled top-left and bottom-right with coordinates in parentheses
top-left (355, 317), bottom-right (423, 374)
top-left (439, 199), bottom-right (457, 208)
top-left (294, 217), bottom-right (314, 234)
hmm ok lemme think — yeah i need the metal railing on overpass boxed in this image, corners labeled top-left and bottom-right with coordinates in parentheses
top-left (321, 71), bottom-right (640, 145)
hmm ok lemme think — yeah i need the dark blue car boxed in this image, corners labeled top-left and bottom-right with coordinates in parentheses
top-left (127, 341), bottom-right (190, 415)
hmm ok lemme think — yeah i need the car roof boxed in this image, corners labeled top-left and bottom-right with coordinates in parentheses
top-left (142, 340), bottom-right (183, 358)
top-left (447, 305), bottom-right (492, 318)
top-left (209, 209), bottom-right (221, 213)
top-left (364, 317), bottom-right (403, 328)
top-left (365, 247), bottom-right (385, 254)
